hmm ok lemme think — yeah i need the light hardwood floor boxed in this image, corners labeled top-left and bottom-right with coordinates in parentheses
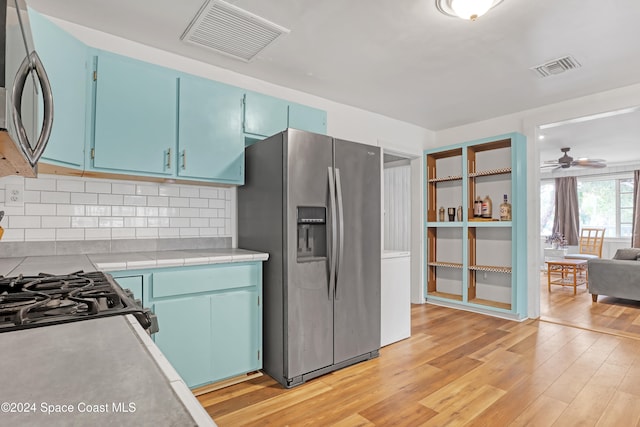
top-left (540, 271), bottom-right (640, 340)
top-left (198, 299), bottom-right (640, 426)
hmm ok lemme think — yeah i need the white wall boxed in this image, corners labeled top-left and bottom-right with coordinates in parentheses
top-left (435, 82), bottom-right (640, 319)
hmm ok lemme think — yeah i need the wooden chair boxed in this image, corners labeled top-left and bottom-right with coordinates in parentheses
top-left (565, 227), bottom-right (605, 260)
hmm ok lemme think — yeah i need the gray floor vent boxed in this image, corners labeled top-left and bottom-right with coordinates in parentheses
top-left (181, 0), bottom-right (290, 62)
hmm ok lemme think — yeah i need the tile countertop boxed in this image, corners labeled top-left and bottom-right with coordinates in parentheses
top-left (1, 248), bottom-right (269, 276)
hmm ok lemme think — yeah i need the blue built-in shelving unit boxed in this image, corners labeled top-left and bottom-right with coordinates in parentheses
top-left (424, 133), bottom-right (527, 320)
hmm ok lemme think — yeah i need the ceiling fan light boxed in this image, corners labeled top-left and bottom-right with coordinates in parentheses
top-left (451, 0), bottom-right (493, 20)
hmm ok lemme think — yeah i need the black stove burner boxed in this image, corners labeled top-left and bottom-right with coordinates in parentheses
top-left (0, 271), bottom-right (157, 334)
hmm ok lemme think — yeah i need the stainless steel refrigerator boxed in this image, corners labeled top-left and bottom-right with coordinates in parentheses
top-left (238, 128), bottom-right (381, 388)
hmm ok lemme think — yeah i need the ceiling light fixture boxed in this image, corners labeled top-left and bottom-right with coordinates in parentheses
top-left (436, 0), bottom-right (504, 21)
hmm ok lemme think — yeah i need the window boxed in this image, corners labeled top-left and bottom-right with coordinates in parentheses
top-left (540, 174), bottom-right (633, 239)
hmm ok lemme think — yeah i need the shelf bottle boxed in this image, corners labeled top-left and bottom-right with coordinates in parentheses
top-left (500, 194), bottom-right (512, 221)
top-left (481, 195), bottom-right (492, 218)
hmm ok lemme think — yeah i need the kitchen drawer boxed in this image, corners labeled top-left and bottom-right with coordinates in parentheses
top-left (113, 275), bottom-right (144, 303)
top-left (151, 263), bottom-right (260, 299)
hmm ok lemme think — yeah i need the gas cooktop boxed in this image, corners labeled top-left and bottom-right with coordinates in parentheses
top-left (0, 271), bottom-right (157, 334)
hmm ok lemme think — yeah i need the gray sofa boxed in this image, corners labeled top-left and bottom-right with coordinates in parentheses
top-left (588, 248), bottom-right (640, 302)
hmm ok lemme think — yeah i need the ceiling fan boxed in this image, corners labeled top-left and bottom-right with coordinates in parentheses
top-left (541, 147), bottom-right (606, 170)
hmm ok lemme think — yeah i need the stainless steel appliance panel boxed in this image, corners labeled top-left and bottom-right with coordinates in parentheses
top-left (284, 129), bottom-right (335, 378)
top-left (332, 139), bottom-right (381, 364)
top-left (237, 133), bottom-right (285, 382)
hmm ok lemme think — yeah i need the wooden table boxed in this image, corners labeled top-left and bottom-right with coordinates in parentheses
top-left (546, 258), bottom-right (588, 295)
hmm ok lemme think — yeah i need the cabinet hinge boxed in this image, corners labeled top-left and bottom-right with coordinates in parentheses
top-left (90, 148), bottom-right (95, 159)
top-left (93, 71), bottom-right (97, 81)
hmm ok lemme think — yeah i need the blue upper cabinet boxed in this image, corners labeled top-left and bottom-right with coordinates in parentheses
top-left (30, 10), bottom-right (87, 169)
top-left (90, 51), bottom-right (177, 177)
top-left (178, 75), bottom-right (244, 184)
top-left (243, 92), bottom-right (289, 137)
top-left (288, 102), bottom-right (327, 135)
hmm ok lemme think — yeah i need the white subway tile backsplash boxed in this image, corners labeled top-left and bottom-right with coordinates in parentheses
top-left (2, 228), bottom-right (24, 241)
top-left (179, 208), bottom-right (199, 217)
top-left (148, 217), bottom-right (169, 228)
top-left (147, 196), bottom-right (169, 207)
top-left (56, 229), bottom-right (85, 241)
top-left (189, 198), bottom-right (209, 208)
top-left (23, 191), bottom-right (40, 203)
top-left (85, 228), bottom-right (112, 240)
top-left (86, 205), bottom-right (111, 217)
top-left (86, 181), bottom-right (111, 194)
top-left (42, 216), bottom-right (71, 228)
top-left (136, 185), bottom-right (159, 196)
top-left (112, 183), bottom-right (136, 195)
top-left (71, 193), bottom-right (98, 205)
top-left (9, 216), bottom-right (40, 228)
top-left (199, 188), bottom-right (218, 199)
top-left (25, 229), bottom-right (56, 241)
top-left (180, 187), bottom-right (199, 198)
top-left (136, 207), bottom-right (159, 217)
top-left (169, 197), bottom-right (189, 207)
top-left (199, 208), bottom-right (216, 217)
top-left (25, 177), bottom-right (55, 191)
top-left (57, 180), bottom-right (84, 192)
top-left (159, 185), bottom-right (180, 197)
top-left (99, 194), bottom-right (124, 205)
top-left (99, 217), bottom-right (124, 228)
top-left (199, 228), bottom-right (218, 236)
top-left (190, 218), bottom-right (209, 227)
top-left (57, 204), bottom-right (85, 216)
top-left (41, 191), bottom-right (71, 204)
top-left (72, 217), bottom-right (99, 228)
top-left (170, 218), bottom-right (189, 228)
top-left (111, 228), bottom-right (136, 239)
top-left (158, 228), bottom-right (180, 238)
top-left (112, 206), bottom-right (136, 217)
top-left (209, 199), bottom-right (225, 209)
top-left (0, 174), bottom-right (232, 242)
top-left (210, 218), bottom-right (225, 228)
top-left (136, 228), bottom-right (158, 238)
top-left (124, 217), bottom-right (147, 228)
top-left (1, 206), bottom-right (25, 216)
top-left (180, 228), bottom-right (199, 237)
top-left (159, 207), bottom-right (180, 217)
top-left (25, 203), bottom-right (56, 216)
top-left (124, 195), bottom-right (147, 206)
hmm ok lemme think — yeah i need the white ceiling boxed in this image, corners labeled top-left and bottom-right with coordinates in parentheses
top-left (28, 0), bottom-right (640, 133)
top-left (538, 107), bottom-right (640, 170)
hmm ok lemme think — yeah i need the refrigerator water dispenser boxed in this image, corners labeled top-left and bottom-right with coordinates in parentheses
top-left (297, 206), bottom-right (326, 261)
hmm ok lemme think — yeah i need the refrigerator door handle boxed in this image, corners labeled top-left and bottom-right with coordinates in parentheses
top-left (335, 168), bottom-right (345, 299)
top-left (328, 167), bottom-right (337, 300)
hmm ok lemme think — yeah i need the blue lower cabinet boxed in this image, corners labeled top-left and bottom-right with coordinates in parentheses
top-left (112, 275), bottom-right (143, 303)
top-left (152, 297), bottom-right (214, 388)
top-left (211, 290), bottom-right (260, 380)
top-left (112, 262), bottom-right (263, 388)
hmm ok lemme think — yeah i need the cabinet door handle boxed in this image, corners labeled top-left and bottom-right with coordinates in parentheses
top-left (182, 150), bottom-right (187, 170)
top-left (166, 148), bottom-right (172, 169)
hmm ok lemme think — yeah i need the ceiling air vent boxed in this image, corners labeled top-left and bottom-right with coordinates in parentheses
top-left (531, 55), bottom-right (581, 78)
top-left (181, 0), bottom-right (290, 62)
